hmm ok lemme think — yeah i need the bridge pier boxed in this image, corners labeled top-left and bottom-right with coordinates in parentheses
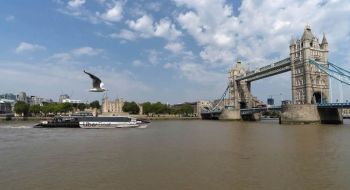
top-left (241, 112), bottom-right (261, 121)
top-left (280, 104), bottom-right (320, 124)
top-left (318, 108), bottom-right (343, 124)
top-left (280, 104), bottom-right (343, 124)
top-left (219, 109), bottom-right (241, 120)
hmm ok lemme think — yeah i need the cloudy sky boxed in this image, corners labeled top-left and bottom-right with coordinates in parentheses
top-left (1, 0), bottom-right (350, 104)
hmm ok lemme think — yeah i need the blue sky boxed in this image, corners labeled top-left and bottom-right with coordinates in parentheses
top-left (1, 0), bottom-right (350, 104)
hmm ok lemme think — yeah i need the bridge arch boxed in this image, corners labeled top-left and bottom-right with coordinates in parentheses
top-left (312, 91), bottom-right (327, 104)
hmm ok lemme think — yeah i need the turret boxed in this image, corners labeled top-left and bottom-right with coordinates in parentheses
top-left (290, 36), bottom-right (296, 46)
top-left (301, 25), bottom-right (314, 48)
top-left (321, 33), bottom-right (328, 50)
top-left (290, 36), bottom-right (296, 52)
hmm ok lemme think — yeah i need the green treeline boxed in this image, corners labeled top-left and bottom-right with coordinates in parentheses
top-left (14, 100), bottom-right (195, 116)
top-left (122, 101), bottom-right (194, 116)
top-left (14, 101), bottom-right (101, 116)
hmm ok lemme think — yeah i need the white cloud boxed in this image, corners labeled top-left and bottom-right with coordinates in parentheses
top-left (127, 15), bottom-right (154, 37)
top-left (163, 62), bottom-right (178, 69)
top-left (146, 2), bottom-right (162, 12)
top-left (97, 2), bottom-right (123, 22)
top-left (179, 63), bottom-right (226, 85)
top-left (49, 53), bottom-right (73, 62)
top-left (147, 49), bottom-right (160, 65)
top-left (5, 15), bottom-right (15, 22)
top-left (174, 0), bottom-right (350, 69)
top-left (15, 42), bottom-right (46, 53)
top-left (110, 29), bottom-right (137, 41)
top-left (164, 42), bottom-right (184, 53)
top-left (175, 0), bottom-right (238, 47)
top-left (67, 0), bottom-right (85, 9)
top-left (154, 18), bottom-right (182, 40)
top-left (58, 0), bottom-right (124, 25)
top-left (47, 46), bottom-right (103, 63)
top-left (132, 60), bottom-right (145, 67)
top-left (199, 46), bottom-right (234, 67)
top-left (126, 15), bottom-right (181, 40)
top-left (72, 46), bottom-right (103, 56)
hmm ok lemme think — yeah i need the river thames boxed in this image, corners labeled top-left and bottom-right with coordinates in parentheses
top-left (1, 120), bottom-right (350, 190)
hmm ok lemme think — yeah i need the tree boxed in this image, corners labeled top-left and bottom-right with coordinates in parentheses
top-left (142, 102), bottom-right (152, 114)
top-left (41, 103), bottom-right (50, 116)
top-left (14, 101), bottom-right (30, 116)
top-left (170, 104), bottom-right (194, 116)
top-left (61, 103), bottom-right (73, 113)
top-left (90, 101), bottom-right (100, 109)
top-left (41, 103), bottom-right (58, 116)
top-left (152, 102), bottom-right (169, 114)
top-left (180, 104), bottom-right (193, 116)
top-left (29, 104), bottom-right (41, 116)
top-left (77, 103), bottom-right (86, 111)
top-left (123, 101), bottom-right (140, 114)
top-left (141, 102), bottom-right (171, 115)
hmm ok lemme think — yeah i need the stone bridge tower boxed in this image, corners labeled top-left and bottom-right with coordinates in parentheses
top-left (290, 25), bottom-right (329, 104)
top-left (228, 61), bottom-right (264, 109)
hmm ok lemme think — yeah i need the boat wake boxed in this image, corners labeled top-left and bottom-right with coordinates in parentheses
top-left (138, 125), bottom-right (148, 129)
top-left (2, 125), bottom-right (33, 129)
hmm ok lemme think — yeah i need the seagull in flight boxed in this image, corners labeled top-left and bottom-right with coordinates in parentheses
top-left (84, 70), bottom-right (106, 92)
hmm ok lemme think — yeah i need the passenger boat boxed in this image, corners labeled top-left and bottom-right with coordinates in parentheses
top-left (79, 116), bottom-right (147, 129)
top-left (35, 115), bottom-right (149, 129)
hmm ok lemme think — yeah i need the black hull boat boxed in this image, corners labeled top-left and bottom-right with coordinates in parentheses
top-left (35, 116), bottom-right (150, 128)
top-left (34, 117), bottom-right (80, 128)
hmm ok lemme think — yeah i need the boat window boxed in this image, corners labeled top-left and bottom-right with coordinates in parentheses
top-left (79, 117), bottom-right (131, 122)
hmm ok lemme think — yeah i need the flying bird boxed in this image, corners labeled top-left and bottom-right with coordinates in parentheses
top-left (84, 70), bottom-right (106, 92)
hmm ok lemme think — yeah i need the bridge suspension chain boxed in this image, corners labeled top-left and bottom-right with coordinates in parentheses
top-left (328, 61), bottom-right (350, 76)
top-left (309, 59), bottom-right (350, 86)
top-left (210, 86), bottom-right (229, 111)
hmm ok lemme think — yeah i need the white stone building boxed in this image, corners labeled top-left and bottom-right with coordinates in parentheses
top-left (102, 96), bottom-right (126, 115)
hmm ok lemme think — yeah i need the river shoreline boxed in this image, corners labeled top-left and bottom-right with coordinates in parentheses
top-left (0, 115), bottom-right (201, 122)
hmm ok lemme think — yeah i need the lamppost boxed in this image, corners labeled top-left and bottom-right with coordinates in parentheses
top-left (280, 93), bottom-right (283, 105)
top-left (317, 73), bottom-right (323, 104)
top-left (320, 74), bottom-right (323, 104)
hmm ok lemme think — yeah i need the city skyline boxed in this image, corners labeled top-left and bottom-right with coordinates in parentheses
top-left (1, 0), bottom-right (350, 104)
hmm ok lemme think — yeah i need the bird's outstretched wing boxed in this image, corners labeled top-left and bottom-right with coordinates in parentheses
top-left (84, 70), bottom-right (102, 88)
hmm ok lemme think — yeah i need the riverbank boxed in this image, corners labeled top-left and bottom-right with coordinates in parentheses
top-left (134, 115), bottom-right (200, 120)
top-left (0, 116), bottom-right (49, 122)
top-left (0, 115), bottom-right (201, 122)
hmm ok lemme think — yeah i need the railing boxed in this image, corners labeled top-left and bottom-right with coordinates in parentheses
top-left (240, 106), bottom-right (282, 115)
top-left (317, 103), bottom-right (350, 108)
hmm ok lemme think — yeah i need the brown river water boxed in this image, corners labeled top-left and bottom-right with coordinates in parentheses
top-left (1, 119), bottom-right (350, 190)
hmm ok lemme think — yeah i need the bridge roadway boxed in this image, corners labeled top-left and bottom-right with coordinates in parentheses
top-left (240, 106), bottom-right (282, 115)
top-left (240, 103), bottom-right (350, 115)
top-left (236, 58), bottom-right (291, 82)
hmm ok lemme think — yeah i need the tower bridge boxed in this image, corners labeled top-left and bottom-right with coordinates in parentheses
top-left (201, 25), bottom-right (348, 124)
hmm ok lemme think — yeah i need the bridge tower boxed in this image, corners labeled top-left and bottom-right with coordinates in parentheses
top-left (228, 61), bottom-right (246, 108)
top-left (290, 25), bottom-right (329, 104)
top-left (228, 61), bottom-right (265, 109)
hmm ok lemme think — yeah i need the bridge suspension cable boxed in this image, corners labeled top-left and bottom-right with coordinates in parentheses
top-left (309, 59), bottom-right (350, 86)
top-left (210, 86), bottom-right (229, 111)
